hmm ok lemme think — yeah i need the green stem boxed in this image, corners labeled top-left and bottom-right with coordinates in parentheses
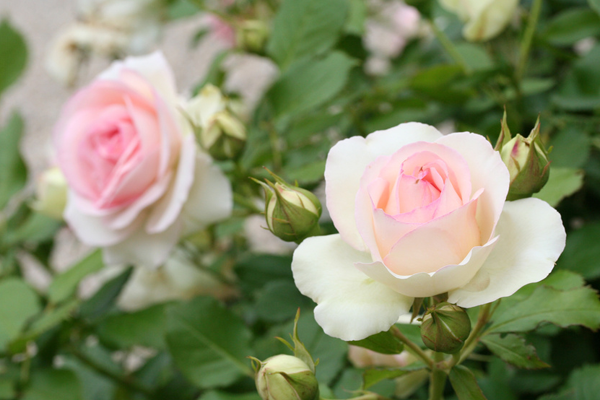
top-left (516, 0), bottom-right (543, 81)
top-left (428, 19), bottom-right (472, 75)
top-left (429, 353), bottom-right (447, 400)
top-left (391, 326), bottom-right (434, 369)
top-left (453, 302), bottom-right (494, 366)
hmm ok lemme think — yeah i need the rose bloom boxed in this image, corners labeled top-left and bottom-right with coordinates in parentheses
top-left (54, 52), bottom-right (232, 268)
top-left (440, 0), bottom-right (519, 42)
top-left (292, 123), bottom-right (566, 341)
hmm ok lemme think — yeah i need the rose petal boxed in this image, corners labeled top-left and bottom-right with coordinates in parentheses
top-left (292, 234), bottom-right (413, 341)
top-left (356, 236), bottom-right (498, 298)
top-left (326, 123), bottom-right (443, 251)
top-left (448, 198), bottom-right (566, 307)
top-left (181, 151), bottom-right (233, 234)
top-left (146, 134), bottom-right (197, 234)
top-left (436, 132), bottom-right (509, 242)
top-left (384, 192), bottom-right (482, 274)
top-left (64, 191), bottom-right (143, 246)
top-left (103, 217), bottom-right (183, 269)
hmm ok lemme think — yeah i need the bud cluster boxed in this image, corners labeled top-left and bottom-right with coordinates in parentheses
top-left (185, 84), bottom-right (247, 160)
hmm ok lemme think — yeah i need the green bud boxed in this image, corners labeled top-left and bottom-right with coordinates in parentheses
top-left (497, 115), bottom-right (550, 201)
top-left (420, 302), bottom-right (471, 354)
top-left (253, 171), bottom-right (322, 243)
top-left (255, 355), bottom-right (319, 400)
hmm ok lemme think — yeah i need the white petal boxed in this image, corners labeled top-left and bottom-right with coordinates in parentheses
top-left (292, 234), bottom-right (412, 341)
top-left (448, 198), bottom-right (566, 307)
top-left (64, 191), bottom-right (141, 246)
top-left (146, 134), bottom-right (197, 234)
top-left (436, 133), bottom-right (509, 242)
top-left (181, 151), bottom-right (232, 235)
top-left (103, 218), bottom-right (182, 269)
top-left (325, 123), bottom-right (443, 251)
top-left (99, 51), bottom-right (178, 104)
top-left (356, 236), bottom-right (498, 298)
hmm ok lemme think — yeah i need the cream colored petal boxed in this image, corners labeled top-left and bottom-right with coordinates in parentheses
top-left (292, 234), bottom-right (412, 341)
top-left (448, 198), bottom-right (566, 307)
top-left (326, 123), bottom-right (443, 251)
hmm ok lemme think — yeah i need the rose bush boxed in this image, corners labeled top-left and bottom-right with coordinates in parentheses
top-left (53, 52), bottom-right (232, 268)
top-left (439, 0), bottom-right (519, 42)
top-left (292, 123), bottom-right (566, 341)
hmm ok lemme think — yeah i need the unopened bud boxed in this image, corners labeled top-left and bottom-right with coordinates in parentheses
top-left (236, 20), bottom-right (269, 53)
top-left (497, 116), bottom-right (550, 200)
top-left (255, 355), bottom-right (319, 400)
top-left (32, 167), bottom-right (68, 220)
top-left (420, 303), bottom-right (471, 354)
top-left (254, 172), bottom-right (322, 243)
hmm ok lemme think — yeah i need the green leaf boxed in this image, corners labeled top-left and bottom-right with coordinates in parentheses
top-left (166, 296), bottom-right (253, 388)
top-left (481, 334), bottom-right (549, 369)
top-left (21, 369), bottom-right (84, 400)
top-left (540, 364), bottom-right (600, 400)
top-left (557, 222), bottom-right (600, 280)
top-left (79, 267), bottom-right (132, 320)
top-left (97, 304), bottom-right (167, 350)
top-left (4, 212), bottom-right (61, 245)
top-left (0, 378), bottom-right (14, 398)
top-left (267, 0), bottom-right (348, 68)
top-left (348, 330), bottom-right (404, 355)
top-left (363, 364), bottom-right (427, 389)
top-left (48, 250), bottom-right (104, 304)
top-left (234, 254), bottom-right (293, 292)
top-left (0, 19), bottom-right (27, 97)
top-left (283, 160), bottom-right (326, 185)
top-left (0, 277), bottom-right (40, 349)
top-left (544, 8), bottom-right (600, 46)
top-left (267, 52), bottom-right (356, 118)
top-left (449, 365), bottom-right (488, 400)
top-left (533, 167), bottom-right (584, 207)
top-left (455, 43), bottom-right (493, 71)
top-left (256, 280), bottom-right (311, 322)
top-left (549, 127), bottom-right (591, 169)
top-left (0, 113), bottom-right (26, 209)
top-left (487, 286), bottom-right (600, 334)
top-left (553, 45), bottom-right (600, 110)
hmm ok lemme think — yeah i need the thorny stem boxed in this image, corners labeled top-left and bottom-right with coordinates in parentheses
top-left (390, 326), bottom-right (434, 369)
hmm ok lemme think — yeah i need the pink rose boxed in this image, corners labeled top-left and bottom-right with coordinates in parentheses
top-left (54, 52), bottom-right (232, 268)
top-left (292, 123), bottom-right (566, 341)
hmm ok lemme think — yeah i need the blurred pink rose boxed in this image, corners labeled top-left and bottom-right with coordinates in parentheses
top-left (54, 52), bottom-right (232, 268)
top-left (292, 123), bottom-right (566, 340)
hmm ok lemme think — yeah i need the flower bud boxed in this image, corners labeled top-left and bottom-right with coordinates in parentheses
top-left (186, 84), bottom-right (247, 160)
top-left (255, 172), bottom-right (322, 243)
top-left (32, 167), bottom-right (68, 220)
top-left (236, 20), bottom-right (269, 53)
top-left (255, 355), bottom-right (319, 400)
top-left (499, 119), bottom-right (550, 201)
top-left (420, 303), bottom-right (471, 354)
